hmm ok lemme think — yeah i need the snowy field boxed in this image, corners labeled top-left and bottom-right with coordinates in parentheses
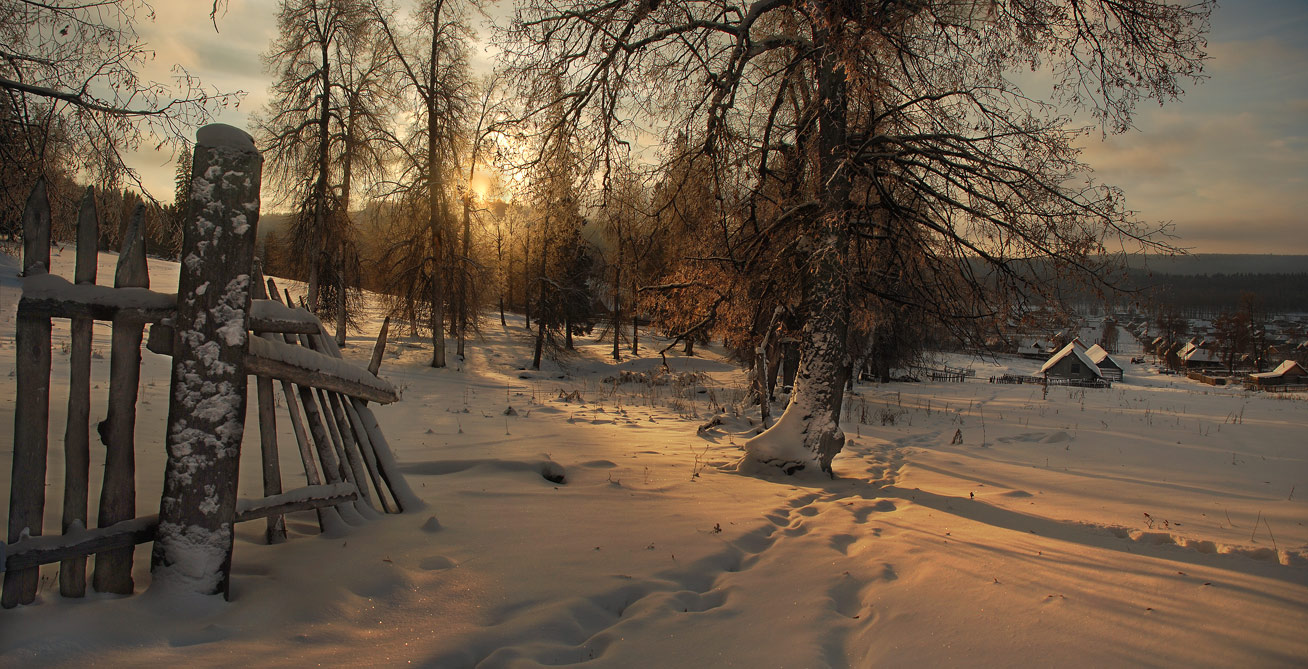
top-left (1, 249), bottom-right (1306, 667)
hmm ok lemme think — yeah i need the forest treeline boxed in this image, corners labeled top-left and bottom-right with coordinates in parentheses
top-left (1131, 272), bottom-right (1308, 315)
top-left (986, 257), bottom-right (1308, 316)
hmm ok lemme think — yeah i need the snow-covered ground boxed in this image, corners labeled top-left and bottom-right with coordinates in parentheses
top-left (1, 249), bottom-right (1306, 667)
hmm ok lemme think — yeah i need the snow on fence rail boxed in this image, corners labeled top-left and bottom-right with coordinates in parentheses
top-left (3, 124), bottom-right (417, 608)
top-left (1044, 377), bottom-right (1112, 389)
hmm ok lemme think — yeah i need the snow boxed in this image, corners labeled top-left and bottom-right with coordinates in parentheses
top-left (246, 336), bottom-right (397, 399)
top-left (248, 298), bottom-right (315, 326)
top-left (195, 124), bottom-right (257, 153)
top-left (22, 272), bottom-right (176, 310)
top-left (234, 483), bottom-right (357, 516)
top-left (150, 521), bottom-right (230, 596)
top-left (1, 248), bottom-right (1306, 666)
top-left (1084, 343), bottom-right (1115, 366)
top-left (734, 397), bottom-right (815, 475)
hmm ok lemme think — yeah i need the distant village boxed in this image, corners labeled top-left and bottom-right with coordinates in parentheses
top-left (1002, 310), bottom-right (1308, 392)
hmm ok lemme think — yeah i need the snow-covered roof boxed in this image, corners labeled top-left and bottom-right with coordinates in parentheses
top-left (1084, 344), bottom-right (1122, 369)
top-left (1017, 341), bottom-right (1045, 354)
top-left (1178, 341), bottom-right (1210, 359)
top-left (1249, 360), bottom-right (1308, 379)
top-left (1039, 341), bottom-right (1103, 378)
top-left (1182, 346), bottom-right (1221, 364)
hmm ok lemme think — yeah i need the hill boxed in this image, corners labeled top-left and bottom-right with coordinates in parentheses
top-left (1126, 254), bottom-right (1308, 276)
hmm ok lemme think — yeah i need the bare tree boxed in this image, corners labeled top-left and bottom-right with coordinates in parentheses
top-left (1, 0), bottom-right (240, 239)
top-left (257, 0), bottom-right (369, 311)
top-left (594, 163), bottom-right (656, 361)
top-left (501, 0), bottom-right (1213, 475)
top-left (370, 0), bottom-right (477, 367)
top-left (327, 30), bottom-right (395, 345)
top-left (527, 128), bottom-right (586, 370)
top-left (453, 75), bottom-right (508, 359)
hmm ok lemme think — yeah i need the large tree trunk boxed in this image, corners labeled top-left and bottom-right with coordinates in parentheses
top-left (427, 1), bottom-right (447, 368)
top-left (151, 124), bottom-right (261, 599)
top-left (500, 233), bottom-right (508, 326)
top-left (739, 13), bottom-right (851, 475)
top-left (457, 194), bottom-right (471, 359)
top-left (532, 214), bottom-right (550, 369)
top-left (307, 39), bottom-right (332, 311)
top-left (612, 244), bottom-right (622, 361)
top-left (631, 286), bottom-right (639, 354)
top-left (753, 307), bottom-right (784, 428)
top-left (523, 241), bottom-right (532, 329)
top-left (767, 340), bottom-right (782, 399)
top-left (335, 102), bottom-right (358, 348)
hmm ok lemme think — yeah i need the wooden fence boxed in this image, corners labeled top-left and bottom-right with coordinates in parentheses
top-left (914, 365), bottom-right (973, 382)
top-left (994, 374), bottom-right (1112, 389)
top-left (3, 124), bottom-right (418, 607)
top-left (1187, 371), bottom-right (1230, 386)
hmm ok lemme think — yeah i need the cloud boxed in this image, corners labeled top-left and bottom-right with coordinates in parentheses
top-left (1074, 42), bottom-right (1308, 253)
top-left (1080, 113), bottom-right (1307, 252)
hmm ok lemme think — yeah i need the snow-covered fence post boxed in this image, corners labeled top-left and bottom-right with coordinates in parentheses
top-left (2, 178), bottom-right (52, 609)
top-left (150, 124), bottom-right (262, 599)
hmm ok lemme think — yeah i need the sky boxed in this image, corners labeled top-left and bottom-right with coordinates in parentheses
top-left (129, 0), bottom-right (1308, 254)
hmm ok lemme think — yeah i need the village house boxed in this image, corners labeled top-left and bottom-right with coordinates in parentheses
top-left (1248, 360), bottom-right (1308, 389)
top-left (1017, 339), bottom-right (1048, 359)
top-left (1179, 339), bottom-right (1223, 370)
top-left (1039, 340), bottom-right (1105, 384)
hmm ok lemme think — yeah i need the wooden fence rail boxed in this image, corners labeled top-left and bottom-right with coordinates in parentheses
top-left (3, 124), bottom-right (415, 608)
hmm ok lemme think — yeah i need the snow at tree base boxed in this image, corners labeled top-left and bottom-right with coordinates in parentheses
top-left (1, 249), bottom-right (1305, 667)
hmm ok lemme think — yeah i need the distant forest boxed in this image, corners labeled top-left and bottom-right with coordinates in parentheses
top-left (1119, 255), bottom-right (1308, 315)
top-left (1125, 254), bottom-right (1308, 276)
top-left (1129, 272), bottom-right (1308, 315)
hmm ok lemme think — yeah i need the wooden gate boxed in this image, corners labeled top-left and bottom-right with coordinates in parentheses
top-left (2, 124), bottom-right (418, 607)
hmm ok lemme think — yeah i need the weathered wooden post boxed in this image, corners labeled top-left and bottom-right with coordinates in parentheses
top-left (61, 187), bottom-right (99, 597)
top-left (150, 124), bottom-right (261, 599)
top-left (251, 266), bottom-right (288, 545)
top-left (3, 179), bottom-right (52, 608)
top-left (93, 203), bottom-right (149, 595)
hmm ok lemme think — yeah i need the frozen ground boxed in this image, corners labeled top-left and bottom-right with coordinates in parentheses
top-left (1, 249), bottom-right (1306, 667)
